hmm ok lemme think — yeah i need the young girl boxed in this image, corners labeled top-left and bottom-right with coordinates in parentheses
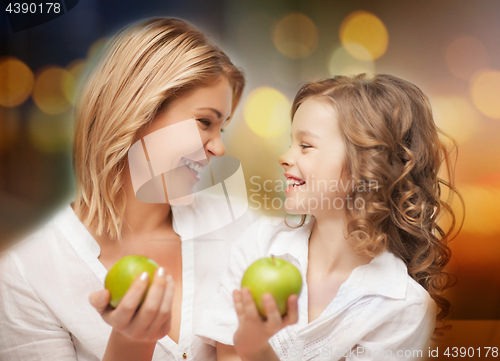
top-left (196, 74), bottom-right (462, 360)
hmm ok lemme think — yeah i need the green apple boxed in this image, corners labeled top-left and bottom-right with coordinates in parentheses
top-left (104, 255), bottom-right (159, 308)
top-left (241, 256), bottom-right (302, 317)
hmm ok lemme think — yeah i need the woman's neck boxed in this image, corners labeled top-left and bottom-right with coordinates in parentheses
top-left (120, 166), bottom-right (175, 240)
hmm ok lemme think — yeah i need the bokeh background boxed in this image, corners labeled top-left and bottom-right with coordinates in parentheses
top-left (1, 0), bottom-right (499, 357)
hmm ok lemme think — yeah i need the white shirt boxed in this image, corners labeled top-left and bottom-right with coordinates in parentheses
top-left (0, 193), bottom-right (257, 361)
top-left (196, 215), bottom-right (437, 361)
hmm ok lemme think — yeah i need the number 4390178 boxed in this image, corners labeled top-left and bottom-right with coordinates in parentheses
top-left (444, 347), bottom-right (498, 357)
top-left (5, 3), bottom-right (61, 14)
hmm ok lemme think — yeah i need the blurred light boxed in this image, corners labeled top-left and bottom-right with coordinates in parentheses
top-left (445, 36), bottom-right (489, 81)
top-left (243, 87), bottom-right (290, 138)
top-left (238, 13), bottom-right (275, 57)
top-left (87, 37), bottom-right (110, 61)
top-left (270, 54), bottom-right (300, 87)
top-left (0, 57), bottom-right (34, 107)
top-left (27, 107), bottom-right (73, 153)
top-left (339, 11), bottom-right (388, 61)
top-left (273, 13), bottom-right (318, 59)
top-left (454, 185), bottom-right (500, 236)
top-left (476, 172), bottom-right (500, 187)
top-left (64, 59), bottom-right (87, 105)
top-left (432, 96), bottom-right (480, 145)
top-left (470, 69), bottom-right (500, 119)
top-left (32, 66), bottom-right (73, 115)
top-left (328, 45), bottom-right (375, 77)
top-left (0, 108), bottom-right (21, 155)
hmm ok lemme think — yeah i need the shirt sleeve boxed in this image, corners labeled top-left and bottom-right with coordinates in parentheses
top-left (348, 296), bottom-right (437, 361)
top-left (195, 216), bottom-right (265, 346)
top-left (0, 251), bottom-right (78, 361)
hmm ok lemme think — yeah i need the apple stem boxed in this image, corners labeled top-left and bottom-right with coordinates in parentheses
top-left (272, 255), bottom-right (276, 265)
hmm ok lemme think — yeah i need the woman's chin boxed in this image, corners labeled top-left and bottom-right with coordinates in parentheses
top-left (169, 193), bottom-right (195, 206)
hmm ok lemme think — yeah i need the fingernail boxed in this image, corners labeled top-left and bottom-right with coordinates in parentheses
top-left (140, 272), bottom-right (149, 281)
top-left (158, 267), bottom-right (165, 277)
top-left (166, 274), bottom-right (173, 283)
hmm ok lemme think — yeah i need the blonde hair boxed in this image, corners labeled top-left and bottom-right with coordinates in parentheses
top-left (288, 74), bottom-right (464, 337)
top-left (73, 17), bottom-right (245, 241)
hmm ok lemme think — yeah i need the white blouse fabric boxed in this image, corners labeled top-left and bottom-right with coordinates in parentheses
top-left (196, 215), bottom-right (437, 361)
top-left (0, 194), bottom-right (257, 361)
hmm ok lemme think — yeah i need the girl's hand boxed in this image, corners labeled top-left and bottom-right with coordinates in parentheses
top-left (89, 267), bottom-right (175, 342)
top-left (232, 287), bottom-right (298, 360)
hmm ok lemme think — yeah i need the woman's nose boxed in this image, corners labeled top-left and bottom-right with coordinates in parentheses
top-left (205, 133), bottom-right (225, 160)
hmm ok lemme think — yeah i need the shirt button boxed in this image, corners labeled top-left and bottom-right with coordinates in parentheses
top-left (182, 352), bottom-right (187, 359)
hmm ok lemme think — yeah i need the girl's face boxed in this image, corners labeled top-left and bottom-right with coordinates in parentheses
top-left (278, 97), bottom-right (347, 216)
top-left (132, 76), bottom-right (233, 204)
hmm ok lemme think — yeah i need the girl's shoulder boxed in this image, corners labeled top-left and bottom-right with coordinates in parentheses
top-left (230, 214), bottom-right (314, 263)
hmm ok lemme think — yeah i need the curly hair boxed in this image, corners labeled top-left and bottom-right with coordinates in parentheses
top-left (73, 17), bottom-right (245, 241)
top-left (287, 73), bottom-right (464, 337)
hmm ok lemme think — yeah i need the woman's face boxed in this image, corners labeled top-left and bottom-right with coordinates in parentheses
top-left (133, 76), bottom-right (233, 204)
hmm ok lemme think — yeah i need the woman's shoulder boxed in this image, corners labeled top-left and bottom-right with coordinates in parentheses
top-left (0, 205), bottom-right (82, 274)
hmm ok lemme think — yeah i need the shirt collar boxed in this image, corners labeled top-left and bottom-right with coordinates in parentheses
top-left (268, 215), bottom-right (408, 300)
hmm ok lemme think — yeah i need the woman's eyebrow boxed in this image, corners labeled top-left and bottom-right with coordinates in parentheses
top-left (196, 107), bottom-right (223, 119)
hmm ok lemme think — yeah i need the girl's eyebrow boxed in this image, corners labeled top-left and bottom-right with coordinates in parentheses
top-left (297, 129), bottom-right (321, 139)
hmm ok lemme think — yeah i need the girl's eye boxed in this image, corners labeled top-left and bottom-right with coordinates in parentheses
top-left (300, 144), bottom-right (312, 149)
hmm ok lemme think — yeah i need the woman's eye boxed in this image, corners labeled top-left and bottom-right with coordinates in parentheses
top-left (300, 144), bottom-right (312, 149)
top-left (197, 118), bottom-right (211, 128)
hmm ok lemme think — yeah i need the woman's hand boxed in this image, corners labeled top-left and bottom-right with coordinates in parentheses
top-left (89, 267), bottom-right (175, 342)
top-left (232, 287), bottom-right (298, 361)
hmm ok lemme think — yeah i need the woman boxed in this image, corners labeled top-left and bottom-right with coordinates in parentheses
top-left (0, 17), bottom-right (255, 361)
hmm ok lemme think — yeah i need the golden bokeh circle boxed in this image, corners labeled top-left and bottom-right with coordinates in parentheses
top-left (243, 87), bottom-right (291, 138)
top-left (445, 36), bottom-right (489, 81)
top-left (273, 13), bottom-right (319, 59)
top-left (64, 59), bottom-right (88, 105)
top-left (27, 107), bottom-right (73, 153)
top-left (328, 45), bottom-right (375, 76)
top-left (0, 57), bottom-right (34, 107)
top-left (432, 96), bottom-right (480, 145)
top-left (32, 66), bottom-right (73, 115)
top-left (470, 69), bottom-right (500, 119)
top-left (339, 11), bottom-right (389, 61)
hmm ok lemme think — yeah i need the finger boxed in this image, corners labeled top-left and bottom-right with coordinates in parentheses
top-left (283, 294), bottom-right (299, 326)
top-left (130, 267), bottom-right (167, 332)
top-left (89, 289), bottom-right (111, 315)
top-left (108, 271), bottom-right (150, 330)
top-left (150, 274), bottom-right (175, 336)
top-left (233, 289), bottom-right (245, 323)
top-left (262, 293), bottom-right (282, 332)
top-left (241, 287), bottom-right (260, 320)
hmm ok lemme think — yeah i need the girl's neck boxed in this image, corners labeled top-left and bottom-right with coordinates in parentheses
top-left (309, 212), bottom-right (372, 277)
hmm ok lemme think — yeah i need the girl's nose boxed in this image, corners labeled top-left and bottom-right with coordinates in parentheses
top-left (278, 149), bottom-right (293, 169)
